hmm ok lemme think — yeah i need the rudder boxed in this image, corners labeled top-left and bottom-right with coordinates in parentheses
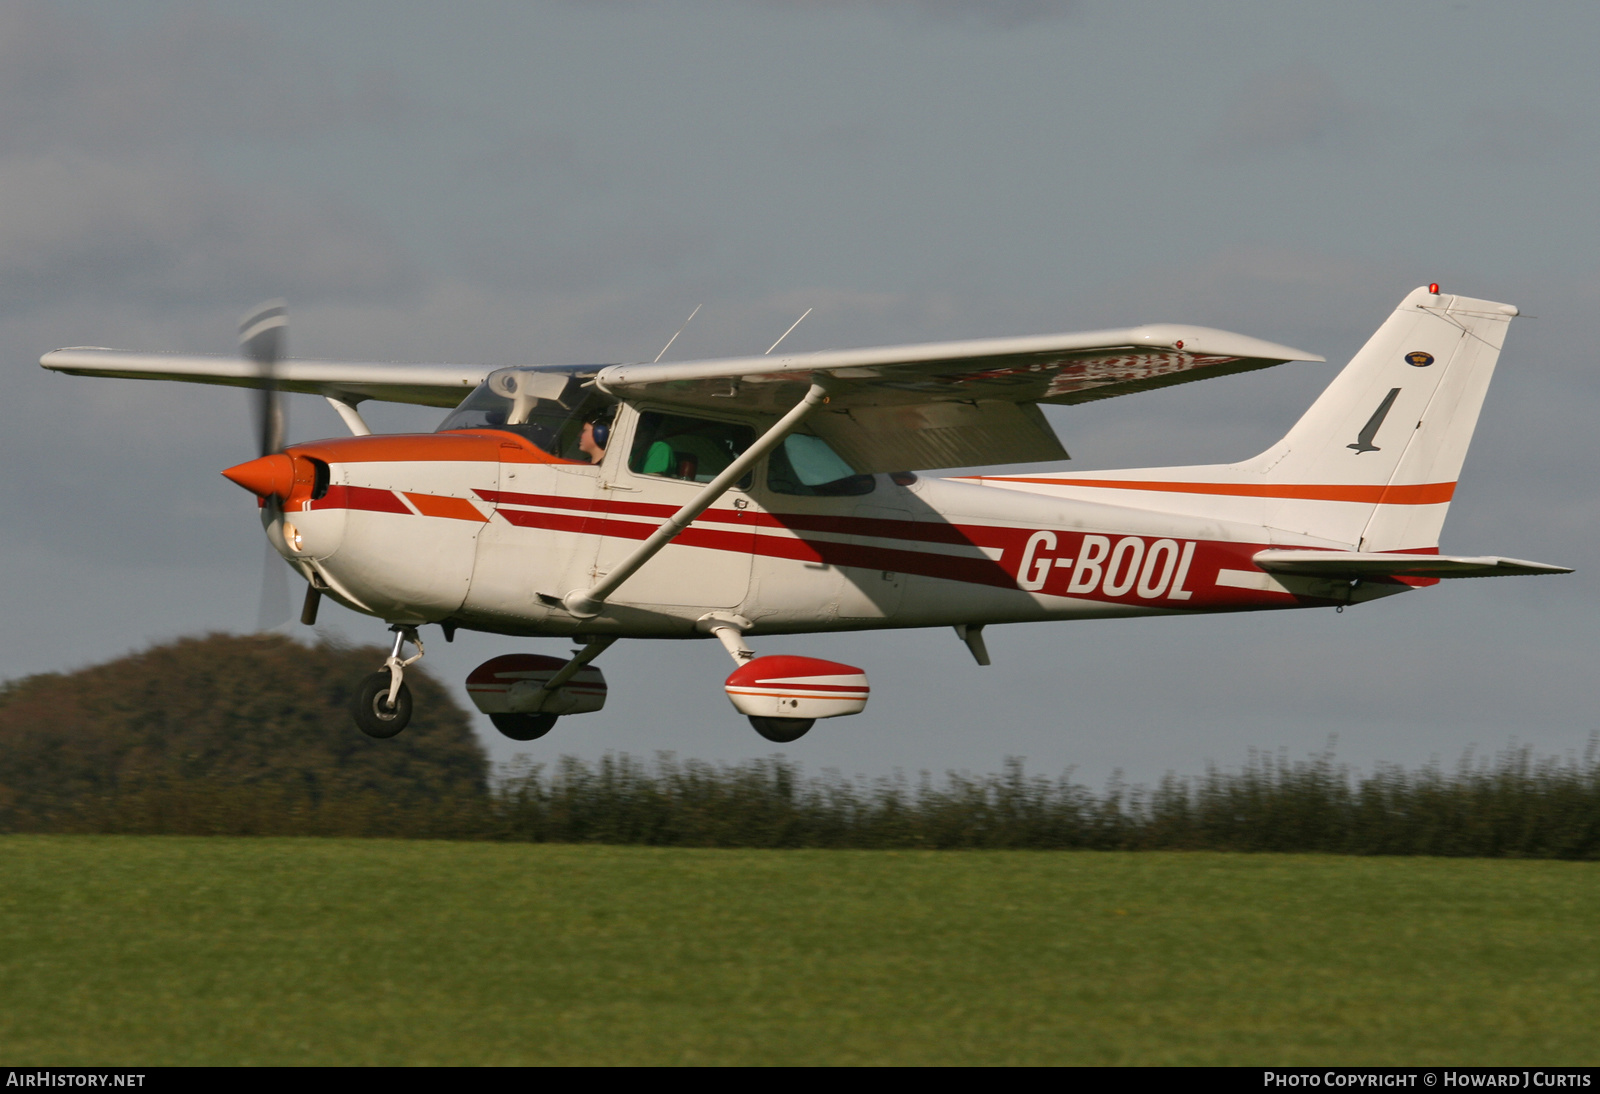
top-left (1243, 286), bottom-right (1518, 550)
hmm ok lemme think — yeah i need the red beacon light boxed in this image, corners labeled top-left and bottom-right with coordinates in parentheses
top-left (1429, 283), bottom-right (1440, 295)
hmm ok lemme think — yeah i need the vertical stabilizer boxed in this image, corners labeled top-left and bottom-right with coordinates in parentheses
top-left (969, 287), bottom-right (1519, 552)
top-left (1239, 287), bottom-right (1518, 549)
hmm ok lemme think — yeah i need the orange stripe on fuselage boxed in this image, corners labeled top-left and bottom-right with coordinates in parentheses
top-left (966, 477), bottom-right (1457, 506)
top-left (403, 492), bottom-right (490, 522)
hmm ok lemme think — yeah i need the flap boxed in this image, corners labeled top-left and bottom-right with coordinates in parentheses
top-left (809, 399), bottom-right (1067, 473)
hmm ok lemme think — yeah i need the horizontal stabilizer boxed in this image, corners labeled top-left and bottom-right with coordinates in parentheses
top-left (1253, 550), bottom-right (1572, 580)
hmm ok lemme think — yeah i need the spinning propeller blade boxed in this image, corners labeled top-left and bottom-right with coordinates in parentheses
top-left (241, 301), bottom-right (294, 631)
top-left (257, 539), bottom-right (295, 632)
top-left (241, 301), bottom-right (287, 458)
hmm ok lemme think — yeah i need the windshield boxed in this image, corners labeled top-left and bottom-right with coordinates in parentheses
top-left (437, 366), bottom-right (612, 460)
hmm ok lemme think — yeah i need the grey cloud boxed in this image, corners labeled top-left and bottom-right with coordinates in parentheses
top-left (1454, 102), bottom-right (1576, 162)
top-left (0, 5), bottom-right (418, 319)
top-left (1206, 65), bottom-right (1374, 156)
top-left (574, 1), bottom-right (1076, 29)
top-left (809, 0), bottom-right (1077, 27)
top-left (0, 153), bottom-right (416, 315)
top-left (0, 4), bottom-right (406, 157)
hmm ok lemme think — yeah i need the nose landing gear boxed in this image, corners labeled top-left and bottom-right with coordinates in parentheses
top-left (353, 671), bottom-right (412, 738)
top-left (352, 625), bottom-right (424, 738)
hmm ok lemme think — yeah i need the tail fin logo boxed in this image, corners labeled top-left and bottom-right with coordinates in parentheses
top-left (1406, 351), bottom-right (1435, 367)
top-left (1348, 387), bottom-right (1402, 454)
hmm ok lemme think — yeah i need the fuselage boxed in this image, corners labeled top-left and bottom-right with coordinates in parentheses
top-left (262, 408), bottom-right (1414, 641)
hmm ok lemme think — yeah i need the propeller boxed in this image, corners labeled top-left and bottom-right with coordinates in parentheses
top-left (240, 301), bottom-right (295, 632)
top-left (242, 301), bottom-right (287, 458)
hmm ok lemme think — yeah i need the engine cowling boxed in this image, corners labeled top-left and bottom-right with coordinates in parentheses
top-left (466, 654), bottom-right (607, 716)
top-left (724, 655), bottom-right (869, 720)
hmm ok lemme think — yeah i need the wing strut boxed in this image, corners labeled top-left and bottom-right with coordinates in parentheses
top-left (535, 636), bottom-right (618, 702)
top-left (324, 395), bottom-right (373, 436)
top-left (559, 380), bottom-right (831, 618)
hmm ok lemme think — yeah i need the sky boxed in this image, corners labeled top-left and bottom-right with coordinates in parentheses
top-left (4, 0), bottom-right (1598, 787)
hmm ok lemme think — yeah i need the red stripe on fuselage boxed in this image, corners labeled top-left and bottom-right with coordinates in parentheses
top-left (489, 502), bottom-right (1085, 593)
top-left (475, 489), bottom-right (1008, 548)
top-left (309, 484), bottom-right (411, 514)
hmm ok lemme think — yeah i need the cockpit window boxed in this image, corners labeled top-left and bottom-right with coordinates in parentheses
top-left (628, 412), bottom-right (755, 485)
top-left (437, 366), bottom-right (612, 460)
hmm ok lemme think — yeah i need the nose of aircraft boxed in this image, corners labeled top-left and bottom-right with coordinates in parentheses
top-left (222, 453), bottom-right (295, 499)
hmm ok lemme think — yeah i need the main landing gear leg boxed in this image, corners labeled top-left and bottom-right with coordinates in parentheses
top-left (352, 625), bottom-right (424, 738)
top-left (703, 616), bottom-right (755, 667)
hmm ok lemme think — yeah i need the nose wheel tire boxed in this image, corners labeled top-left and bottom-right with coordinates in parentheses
top-left (490, 712), bottom-right (559, 741)
top-left (748, 716), bottom-right (814, 743)
top-left (353, 671), bottom-right (413, 738)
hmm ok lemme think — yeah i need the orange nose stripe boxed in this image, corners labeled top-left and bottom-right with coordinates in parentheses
top-left (222, 454), bottom-right (295, 499)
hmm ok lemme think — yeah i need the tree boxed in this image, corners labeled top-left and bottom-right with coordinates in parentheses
top-left (0, 634), bottom-right (488, 834)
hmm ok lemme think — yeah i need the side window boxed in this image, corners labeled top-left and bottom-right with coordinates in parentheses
top-left (767, 434), bottom-right (875, 497)
top-left (628, 412), bottom-right (756, 485)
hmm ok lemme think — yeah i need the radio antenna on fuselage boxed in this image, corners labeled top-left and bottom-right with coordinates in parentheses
top-left (653, 304), bottom-right (702, 363)
top-left (765, 308), bottom-right (813, 355)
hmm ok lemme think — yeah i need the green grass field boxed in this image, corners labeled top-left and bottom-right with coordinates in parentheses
top-left (1, 837), bottom-right (1596, 1065)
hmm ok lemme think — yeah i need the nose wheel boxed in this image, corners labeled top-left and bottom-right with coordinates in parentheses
top-left (354, 671), bottom-right (413, 738)
top-left (352, 625), bottom-right (423, 738)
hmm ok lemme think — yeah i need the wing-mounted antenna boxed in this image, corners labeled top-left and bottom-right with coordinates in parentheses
top-left (765, 308), bottom-right (812, 355)
top-left (654, 304), bottom-right (702, 363)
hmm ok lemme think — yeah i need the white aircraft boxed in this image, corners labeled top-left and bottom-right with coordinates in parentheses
top-left (41, 286), bottom-right (1569, 743)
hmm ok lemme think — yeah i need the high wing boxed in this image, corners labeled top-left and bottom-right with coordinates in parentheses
top-left (43, 319), bottom-right (1321, 472)
top-left (596, 324), bottom-right (1321, 472)
top-left (40, 348), bottom-right (486, 408)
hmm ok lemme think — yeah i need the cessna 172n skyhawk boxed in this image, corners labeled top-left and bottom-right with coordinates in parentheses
top-left (41, 286), bottom-right (1569, 743)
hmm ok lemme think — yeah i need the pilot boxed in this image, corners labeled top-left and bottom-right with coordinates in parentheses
top-left (579, 409), bottom-right (613, 464)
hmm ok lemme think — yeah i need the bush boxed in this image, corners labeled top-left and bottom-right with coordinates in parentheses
top-left (0, 633), bottom-right (488, 836)
top-left (4, 636), bottom-right (1598, 856)
top-left (482, 745), bottom-right (1600, 857)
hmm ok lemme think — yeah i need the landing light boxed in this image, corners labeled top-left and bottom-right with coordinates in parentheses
top-left (283, 522), bottom-right (303, 552)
